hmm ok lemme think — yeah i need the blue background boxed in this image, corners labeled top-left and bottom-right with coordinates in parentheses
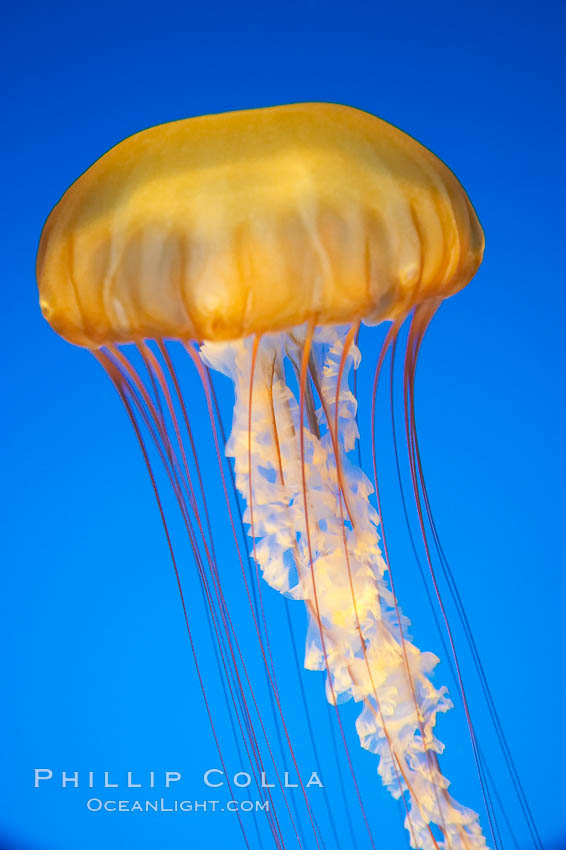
top-left (1, 2), bottom-right (565, 848)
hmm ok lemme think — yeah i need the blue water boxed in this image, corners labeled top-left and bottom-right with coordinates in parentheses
top-left (1, 2), bottom-right (565, 848)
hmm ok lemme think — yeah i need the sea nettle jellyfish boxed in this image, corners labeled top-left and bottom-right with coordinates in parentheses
top-left (37, 103), bottom-right (539, 850)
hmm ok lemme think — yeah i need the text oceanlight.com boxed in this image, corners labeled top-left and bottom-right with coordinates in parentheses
top-left (34, 768), bottom-right (324, 813)
top-left (86, 798), bottom-right (269, 813)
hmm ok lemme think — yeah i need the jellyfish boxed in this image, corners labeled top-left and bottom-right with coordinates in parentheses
top-left (37, 103), bottom-right (532, 850)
